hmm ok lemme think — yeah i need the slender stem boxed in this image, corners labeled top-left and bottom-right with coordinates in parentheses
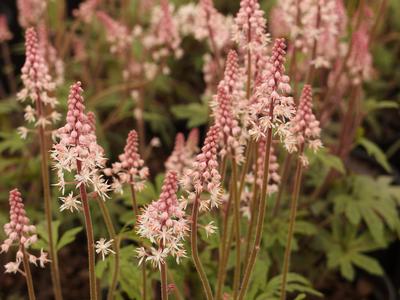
top-left (239, 122), bottom-right (273, 299)
top-left (280, 148), bottom-right (304, 300)
top-left (238, 141), bottom-right (254, 198)
top-left (108, 236), bottom-right (120, 300)
top-left (36, 98), bottom-right (63, 300)
top-left (95, 198), bottom-right (120, 300)
top-left (191, 193), bottom-right (213, 300)
top-left (167, 270), bottom-right (183, 300)
top-left (231, 155), bottom-right (241, 298)
top-left (22, 246), bottom-right (36, 300)
top-left (215, 184), bottom-right (232, 300)
top-left (129, 184), bottom-right (146, 299)
top-left (160, 259), bottom-right (168, 300)
top-left (244, 146), bottom-right (260, 261)
top-left (77, 161), bottom-right (98, 300)
top-left (273, 154), bottom-right (292, 217)
top-left (142, 264), bottom-right (147, 300)
top-left (1, 43), bottom-right (17, 94)
top-left (129, 183), bottom-right (139, 218)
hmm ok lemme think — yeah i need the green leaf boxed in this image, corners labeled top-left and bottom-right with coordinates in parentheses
top-left (57, 226), bottom-right (83, 251)
top-left (358, 138), bottom-right (391, 172)
top-left (314, 150), bottom-right (345, 174)
top-left (171, 103), bottom-right (209, 128)
top-left (345, 201), bottom-right (361, 225)
top-left (352, 253), bottom-right (384, 276)
top-left (340, 259), bottom-right (355, 281)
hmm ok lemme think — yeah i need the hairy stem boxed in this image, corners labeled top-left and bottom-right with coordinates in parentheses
top-left (77, 161), bottom-right (98, 300)
top-left (215, 184), bottom-right (232, 300)
top-left (36, 98), bottom-right (63, 300)
top-left (280, 147), bottom-right (304, 300)
top-left (96, 198), bottom-right (120, 300)
top-left (22, 246), bottom-right (36, 300)
top-left (191, 193), bottom-right (213, 300)
top-left (160, 258), bottom-right (168, 300)
top-left (231, 155), bottom-right (241, 298)
top-left (129, 183), bottom-right (139, 219)
top-left (273, 154), bottom-right (292, 217)
top-left (239, 122), bottom-right (273, 299)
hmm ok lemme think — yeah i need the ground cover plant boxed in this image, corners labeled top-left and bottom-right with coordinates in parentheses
top-left (0, 0), bottom-right (400, 299)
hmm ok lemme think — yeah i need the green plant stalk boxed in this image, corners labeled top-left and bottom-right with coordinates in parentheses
top-left (129, 183), bottom-right (147, 300)
top-left (96, 198), bottom-right (120, 300)
top-left (35, 99), bottom-right (63, 300)
top-left (22, 246), bottom-right (36, 300)
top-left (215, 184), bottom-right (233, 300)
top-left (142, 265), bottom-right (147, 300)
top-left (273, 153), bottom-right (292, 217)
top-left (238, 141), bottom-right (254, 198)
top-left (280, 146), bottom-right (304, 300)
top-left (160, 260), bottom-right (168, 300)
top-left (238, 114), bottom-right (274, 299)
top-left (191, 193), bottom-right (213, 300)
top-left (231, 155), bottom-right (241, 298)
top-left (77, 161), bottom-right (98, 300)
top-left (244, 145), bottom-right (260, 261)
top-left (129, 183), bottom-right (139, 218)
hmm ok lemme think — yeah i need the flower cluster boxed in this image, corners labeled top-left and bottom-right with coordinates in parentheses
top-left (213, 85), bottom-right (243, 161)
top-left (249, 38), bottom-right (295, 145)
top-left (142, 0), bottom-right (182, 61)
top-left (17, 27), bottom-right (60, 138)
top-left (347, 9), bottom-right (373, 85)
top-left (232, 0), bottom-right (268, 55)
top-left (274, 0), bottom-right (346, 69)
top-left (73, 0), bottom-right (99, 24)
top-left (106, 130), bottom-right (149, 193)
top-left (51, 82), bottom-right (110, 202)
top-left (37, 22), bottom-right (65, 86)
top-left (182, 125), bottom-right (221, 211)
top-left (137, 171), bottom-right (188, 268)
top-left (96, 12), bottom-right (133, 54)
top-left (165, 131), bottom-right (199, 179)
top-left (1, 189), bottom-right (49, 274)
top-left (17, 0), bottom-right (46, 28)
top-left (0, 15), bottom-right (12, 43)
top-left (289, 85), bottom-right (322, 164)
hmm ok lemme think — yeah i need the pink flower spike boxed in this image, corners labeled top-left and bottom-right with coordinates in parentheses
top-left (137, 171), bottom-right (188, 268)
top-left (110, 130), bottom-right (149, 193)
top-left (232, 0), bottom-right (268, 54)
top-left (17, 0), bottom-right (46, 28)
top-left (73, 0), bottom-right (99, 24)
top-left (249, 38), bottom-right (295, 143)
top-left (96, 11), bottom-right (133, 54)
top-left (17, 27), bottom-right (57, 114)
top-left (290, 85), bottom-right (322, 157)
top-left (52, 82), bottom-right (109, 200)
top-left (184, 125), bottom-right (222, 210)
top-left (1, 189), bottom-right (47, 272)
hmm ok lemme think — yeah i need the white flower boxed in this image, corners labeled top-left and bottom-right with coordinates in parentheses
top-left (38, 249), bottom-right (50, 267)
top-left (146, 247), bottom-right (169, 269)
top-left (95, 238), bottom-right (115, 261)
top-left (17, 127), bottom-right (29, 139)
top-left (136, 247), bottom-right (147, 266)
top-left (203, 221), bottom-right (217, 238)
top-left (59, 192), bottom-right (81, 212)
top-left (4, 261), bottom-right (20, 274)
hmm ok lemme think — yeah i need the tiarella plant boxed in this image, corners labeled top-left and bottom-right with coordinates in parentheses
top-left (0, 0), bottom-right (399, 300)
